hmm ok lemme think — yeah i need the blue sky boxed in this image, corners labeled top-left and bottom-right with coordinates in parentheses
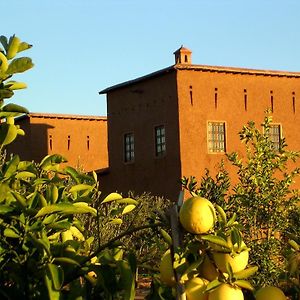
top-left (1, 0), bottom-right (300, 116)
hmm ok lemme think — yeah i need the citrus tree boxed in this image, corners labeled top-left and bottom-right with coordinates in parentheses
top-left (0, 35), bottom-right (167, 300)
top-left (227, 113), bottom-right (300, 289)
top-left (180, 112), bottom-right (300, 299)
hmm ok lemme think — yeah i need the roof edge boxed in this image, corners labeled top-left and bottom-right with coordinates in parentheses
top-left (99, 65), bottom-right (175, 94)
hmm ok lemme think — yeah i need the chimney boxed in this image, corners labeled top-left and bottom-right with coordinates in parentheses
top-left (174, 46), bottom-right (192, 64)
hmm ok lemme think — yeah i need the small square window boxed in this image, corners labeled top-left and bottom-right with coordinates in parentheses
top-left (124, 133), bottom-right (134, 162)
top-left (208, 122), bottom-right (226, 153)
top-left (155, 126), bottom-right (166, 157)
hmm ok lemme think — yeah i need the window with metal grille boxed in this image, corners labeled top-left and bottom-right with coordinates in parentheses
top-left (208, 122), bottom-right (226, 153)
top-left (269, 124), bottom-right (281, 150)
top-left (124, 133), bottom-right (134, 162)
top-left (155, 125), bottom-right (166, 156)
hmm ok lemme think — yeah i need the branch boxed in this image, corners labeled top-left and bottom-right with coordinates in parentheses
top-left (64, 221), bottom-right (164, 284)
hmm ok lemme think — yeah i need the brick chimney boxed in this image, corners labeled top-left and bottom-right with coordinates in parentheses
top-left (174, 46), bottom-right (192, 64)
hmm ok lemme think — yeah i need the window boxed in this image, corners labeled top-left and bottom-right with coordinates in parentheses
top-left (67, 135), bottom-right (71, 150)
top-left (208, 122), bottom-right (226, 153)
top-left (155, 125), bottom-right (166, 156)
top-left (87, 136), bottom-right (90, 150)
top-left (269, 124), bottom-right (281, 150)
top-left (124, 133), bottom-right (134, 162)
top-left (49, 135), bottom-right (53, 150)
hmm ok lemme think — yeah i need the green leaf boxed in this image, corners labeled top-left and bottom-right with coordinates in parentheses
top-left (15, 171), bottom-right (36, 179)
top-left (116, 198), bottom-right (139, 205)
top-left (182, 257), bottom-right (203, 276)
top-left (64, 166), bottom-right (80, 184)
top-left (0, 183), bottom-right (11, 202)
top-left (101, 192), bottom-right (123, 203)
top-left (28, 233), bottom-right (51, 257)
top-left (122, 204), bottom-right (136, 215)
top-left (4, 154), bottom-right (20, 178)
top-left (0, 205), bottom-right (14, 214)
top-left (230, 228), bottom-right (242, 249)
top-left (2, 103), bottom-right (29, 113)
top-left (0, 36), bottom-right (8, 51)
top-left (201, 235), bottom-right (231, 250)
top-left (18, 41), bottom-right (32, 53)
top-left (159, 229), bottom-right (173, 246)
top-left (4, 228), bottom-right (19, 238)
top-left (53, 257), bottom-right (81, 266)
top-left (40, 154), bottom-right (67, 171)
top-left (6, 57), bottom-right (34, 74)
top-left (69, 184), bottom-right (93, 193)
top-left (44, 269), bottom-right (61, 300)
top-left (108, 218), bottom-right (123, 225)
top-left (0, 123), bottom-right (18, 146)
top-left (234, 280), bottom-right (255, 291)
top-left (47, 263), bottom-right (64, 291)
top-left (117, 260), bottom-right (136, 300)
top-left (225, 261), bottom-right (234, 280)
top-left (10, 191), bottom-right (27, 209)
top-left (288, 239), bottom-right (299, 251)
top-left (216, 204), bottom-right (227, 224)
top-left (47, 221), bottom-right (71, 230)
top-left (35, 202), bottom-right (97, 217)
top-left (205, 279), bottom-right (222, 292)
top-left (234, 266), bottom-right (258, 280)
top-left (0, 88), bottom-right (14, 100)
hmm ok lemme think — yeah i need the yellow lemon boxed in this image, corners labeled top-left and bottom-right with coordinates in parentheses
top-left (208, 283), bottom-right (244, 300)
top-left (179, 197), bottom-right (216, 234)
top-left (199, 255), bottom-right (219, 281)
top-left (185, 277), bottom-right (209, 300)
top-left (213, 242), bottom-right (249, 273)
top-left (255, 286), bottom-right (286, 300)
top-left (159, 249), bottom-right (187, 286)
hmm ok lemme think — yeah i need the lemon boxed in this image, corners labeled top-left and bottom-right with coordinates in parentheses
top-left (208, 283), bottom-right (244, 300)
top-left (159, 249), bottom-right (187, 286)
top-left (255, 286), bottom-right (286, 300)
top-left (179, 197), bottom-right (216, 234)
top-left (213, 242), bottom-right (249, 273)
top-left (185, 277), bottom-right (209, 300)
top-left (199, 255), bottom-right (219, 281)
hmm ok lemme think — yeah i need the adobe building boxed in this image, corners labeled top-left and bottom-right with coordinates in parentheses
top-left (7, 113), bottom-right (108, 172)
top-left (99, 46), bottom-right (300, 200)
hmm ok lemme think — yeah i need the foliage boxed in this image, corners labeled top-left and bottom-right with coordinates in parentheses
top-left (0, 35), bottom-right (166, 299)
top-left (181, 161), bottom-right (231, 209)
top-left (227, 113), bottom-right (300, 288)
top-left (82, 192), bottom-right (172, 275)
top-left (0, 34), bottom-right (33, 151)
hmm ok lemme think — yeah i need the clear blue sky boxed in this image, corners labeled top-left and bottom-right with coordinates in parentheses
top-left (2, 0), bottom-right (300, 116)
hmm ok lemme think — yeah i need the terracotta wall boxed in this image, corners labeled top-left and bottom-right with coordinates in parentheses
top-left (177, 69), bottom-right (300, 189)
top-left (7, 114), bottom-right (108, 172)
top-left (100, 72), bottom-right (183, 200)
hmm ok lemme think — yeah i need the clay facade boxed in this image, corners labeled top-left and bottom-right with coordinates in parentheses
top-left (8, 113), bottom-right (108, 172)
top-left (99, 47), bottom-right (300, 200)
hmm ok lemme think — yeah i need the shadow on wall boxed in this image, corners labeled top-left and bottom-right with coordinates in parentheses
top-left (6, 123), bottom-right (54, 163)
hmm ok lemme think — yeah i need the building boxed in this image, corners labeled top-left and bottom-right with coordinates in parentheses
top-left (7, 113), bottom-right (108, 172)
top-left (99, 46), bottom-right (300, 200)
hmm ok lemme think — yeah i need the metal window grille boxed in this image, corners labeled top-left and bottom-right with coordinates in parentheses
top-left (124, 133), bottom-right (134, 162)
top-left (269, 125), bottom-right (281, 150)
top-left (208, 122), bottom-right (226, 153)
top-left (155, 126), bottom-right (166, 156)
